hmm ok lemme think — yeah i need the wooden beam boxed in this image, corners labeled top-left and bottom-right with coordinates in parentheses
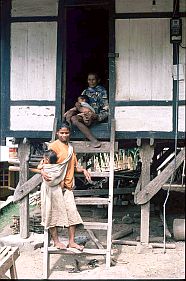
top-left (152, 147), bottom-right (175, 171)
top-left (136, 148), bottom-right (185, 205)
top-left (111, 227), bottom-right (133, 240)
top-left (13, 173), bottom-right (42, 203)
top-left (134, 174), bottom-right (142, 204)
top-left (112, 240), bottom-right (176, 249)
top-left (139, 141), bottom-right (154, 244)
top-left (86, 229), bottom-right (104, 249)
top-left (106, 119), bottom-right (115, 268)
top-left (83, 222), bottom-right (108, 230)
top-left (47, 247), bottom-right (108, 255)
top-left (9, 166), bottom-right (41, 173)
top-left (162, 183), bottom-right (185, 192)
top-left (51, 117), bottom-right (58, 142)
top-left (70, 141), bottom-right (118, 153)
top-left (18, 141), bottom-right (30, 239)
top-left (73, 187), bottom-right (135, 196)
top-left (75, 197), bottom-right (108, 205)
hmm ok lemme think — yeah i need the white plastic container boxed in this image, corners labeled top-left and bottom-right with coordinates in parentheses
top-left (173, 218), bottom-right (185, 241)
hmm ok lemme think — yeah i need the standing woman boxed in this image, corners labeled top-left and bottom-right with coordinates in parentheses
top-left (40, 122), bottom-right (91, 250)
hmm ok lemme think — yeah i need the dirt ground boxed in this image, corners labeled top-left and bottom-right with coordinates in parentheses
top-left (0, 197), bottom-right (185, 280)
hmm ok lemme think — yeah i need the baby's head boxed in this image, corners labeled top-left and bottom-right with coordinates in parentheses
top-left (78, 94), bottom-right (90, 103)
top-left (43, 150), bottom-right (58, 164)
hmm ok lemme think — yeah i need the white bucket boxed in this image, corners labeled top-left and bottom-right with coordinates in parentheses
top-left (173, 218), bottom-right (185, 241)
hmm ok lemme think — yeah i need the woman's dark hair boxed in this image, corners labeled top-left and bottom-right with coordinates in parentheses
top-left (56, 121), bottom-right (71, 131)
top-left (88, 72), bottom-right (100, 81)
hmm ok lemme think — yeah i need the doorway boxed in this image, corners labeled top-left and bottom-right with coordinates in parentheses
top-left (64, 5), bottom-right (109, 111)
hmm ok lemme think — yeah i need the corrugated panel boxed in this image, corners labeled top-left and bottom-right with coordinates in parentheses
top-left (10, 22), bottom-right (57, 101)
top-left (10, 106), bottom-right (55, 131)
top-left (115, 18), bottom-right (172, 101)
top-left (115, 106), bottom-right (172, 131)
top-left (115, 0), bottom-right (186, 13)
top-left (11, 0), bottom-right (58, 17)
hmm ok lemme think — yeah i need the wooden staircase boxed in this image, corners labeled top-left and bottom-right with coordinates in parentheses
top-left (43, 119), bottom-right (117, 278)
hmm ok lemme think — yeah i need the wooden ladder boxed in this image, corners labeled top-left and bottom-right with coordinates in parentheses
top-left (43, 119), bottom-right (117, 279)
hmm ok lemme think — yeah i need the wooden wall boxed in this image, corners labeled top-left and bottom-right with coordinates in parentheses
top-left (115, 0), bottom-right (186, 134)
top-left (115, 106), bottom-right (172, 132)
top-left (10, 1), bottom-right (58, 132)
top-left (10, 23), bottom-right (57, 101)
top-left (115, 18), bottom-right (172, 101)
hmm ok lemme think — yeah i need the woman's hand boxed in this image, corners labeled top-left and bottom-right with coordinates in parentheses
top-left (83, 169), bottom-right (92, 183)
top-left (75, 166), bottom-right (92, 183)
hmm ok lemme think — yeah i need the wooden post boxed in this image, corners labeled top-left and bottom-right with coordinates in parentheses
top-left (139, 140), bottom-right (154, 244)
top-left (106, 119), bottom-right (115, 268)
top-left (43, 229), bottom-right (50, 279)
top-left (18, 139), bottom-right (30, 238)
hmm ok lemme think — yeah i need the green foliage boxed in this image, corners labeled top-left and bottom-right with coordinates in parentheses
top-left (127, 148), bottom-right (140, 169)
top-left (0, 203), bottom-right (35, 231)
top-left (0, 203), bottom-right (19, 230)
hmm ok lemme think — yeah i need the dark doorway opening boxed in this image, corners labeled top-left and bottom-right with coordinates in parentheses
top-left (65, 6), bottom-right (109, 111)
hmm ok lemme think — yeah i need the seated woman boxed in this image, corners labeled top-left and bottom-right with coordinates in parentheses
top-left (63, 72), bottom-right (109, 148)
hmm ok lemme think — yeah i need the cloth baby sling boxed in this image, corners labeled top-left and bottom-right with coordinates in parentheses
top-left (40, 144), bottom-right (74, 229)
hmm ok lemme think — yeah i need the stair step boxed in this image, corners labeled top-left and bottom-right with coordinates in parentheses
top-left (70, 141), bottom-right (118, 153)
top-left (75, 197), bottom-right (109, 205)
top-left (73, 187), bottom-right (135, 196)
top-left (162, 183), bottom-right (185, 191)
top-left (47, 247), bottom-right (107, 255)
top-left (83, 222), bottom-right (108, 230)
top-left (75, 171), bottom-right (110, 177)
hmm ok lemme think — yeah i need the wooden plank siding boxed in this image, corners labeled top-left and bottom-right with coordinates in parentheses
top-left (114, 14), bottom-right (186, 138)
top-left (115, 18), bottom-right (172, 101)
top-left (115, 106), bottom-right (173, 132)
top-left (115, 0), bottom-right (186, 13)
top-left (10, 22), bottom-right (57, 101)
top-left (11, 0), bottom-right (58, 17)
top-left (10, 22), bottom-right (57, 132)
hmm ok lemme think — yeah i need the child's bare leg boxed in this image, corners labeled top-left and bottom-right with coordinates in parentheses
top-left (64, 110), bottom-right (76, 125)
top-left (49, 227), bottom-right (66, 249)
top-left (71, 115), bottom-right (101, 148)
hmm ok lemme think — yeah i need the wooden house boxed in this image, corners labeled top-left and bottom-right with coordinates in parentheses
top-left (1, 0), bottom-right (185, 244)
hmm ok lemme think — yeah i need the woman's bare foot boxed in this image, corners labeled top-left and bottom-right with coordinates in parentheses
top-left (54, 242), bottom-right (67, 250)
top-left (91, 140), bottom-right (101, 148)
top-left (67, 242), bottom-right (84, 251)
